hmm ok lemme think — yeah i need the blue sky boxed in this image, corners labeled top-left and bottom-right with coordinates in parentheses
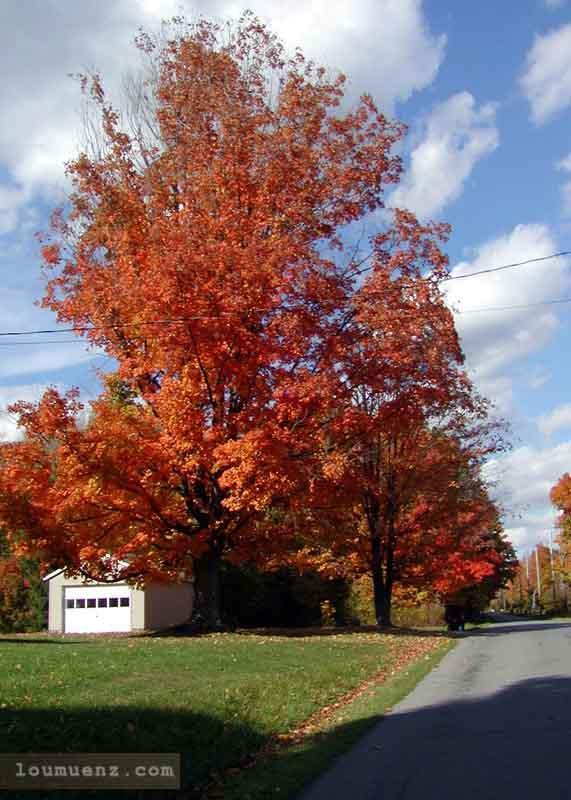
top-left (1, 0), bottom-right (571, 554)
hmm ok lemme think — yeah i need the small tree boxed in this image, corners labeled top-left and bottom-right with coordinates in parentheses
top-left (293, 424), bottom-right (509, 625)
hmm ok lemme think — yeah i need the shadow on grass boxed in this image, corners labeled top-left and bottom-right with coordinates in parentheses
top-left (147, 623), bottom-right (448, 640)
top-left (234, 625), bottom-right (448, 640)
top-left (3, 630), bottom-right (571, 800)
top-left (1, 705), bottom-right (262, 799)
top-left (0, 704), bottom-right (383, 800)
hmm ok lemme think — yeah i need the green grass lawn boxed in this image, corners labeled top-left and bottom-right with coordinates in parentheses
top-left (0, 629), bottom-right (452, 798)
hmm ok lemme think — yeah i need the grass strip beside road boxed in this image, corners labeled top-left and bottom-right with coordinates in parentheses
top-left (0, 628), bottom-right (453, 798)
top-left (208, 634), bottom-right (454, 799)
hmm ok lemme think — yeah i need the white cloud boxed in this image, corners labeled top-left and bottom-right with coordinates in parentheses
top-left (544, 0), bottom-right (565, 8)
top-left (0, 0), bottom-right (446, 391)
top-left (390, 92), bottom-right (498, 219)
top-left (485, 443), bottom-right (569, 511)
top-left (0, 184), bottom-right (30, 235)
top-left (539, 404), bottom-right (571, 436)
top-left (250, 0), bottom-right (446, 112)
top-left (504, 521), bottom-right (554, 553)
top-left (0, 344), bottom-right (99, 380)
top-left (521, 23), bottom-right (571, 124)
top-left (444, 224), bottom-right (571, 411)
top-left (475, 376), bottom-right (515, 416)
top-left (484, 442), bottom-right (571, 552)
top-left (0, 0), bottom-right (445, 229)
top-left (503, 526), bottom-right (531, 551)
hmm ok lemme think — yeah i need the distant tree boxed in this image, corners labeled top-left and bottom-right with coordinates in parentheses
top-left (551, 473), bottom-right (571, 551)
top-left (549, 474), bottom-right (571, 607)
top-left (443, 524), bottom-right (517, 620)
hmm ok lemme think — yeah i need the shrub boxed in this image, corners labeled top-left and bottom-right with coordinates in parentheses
top-left (220, 562), bottom-right (349, 628)
top-left (0, 550), bottom-right (46, 632)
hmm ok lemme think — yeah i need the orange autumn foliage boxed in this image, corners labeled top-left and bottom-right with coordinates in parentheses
top-left (289, 427), bottom-right (509, 619)
top-left (550, 473), bottom-right (571, 581)
top-left (0, 15), bottom-right (406, 626)
top-left (551, 473), bottom-right (571, 527)
top-left (294, 226), bottom-right (508, 623)
top-left (0, 14), bottom-right (510, 629)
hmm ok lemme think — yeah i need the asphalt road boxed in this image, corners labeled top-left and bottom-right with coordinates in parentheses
top-left (300, 618), bottom-right (571, 800)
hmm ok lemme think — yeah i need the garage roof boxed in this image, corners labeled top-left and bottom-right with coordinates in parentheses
top-left (42, 559), bottom-right (131, 583)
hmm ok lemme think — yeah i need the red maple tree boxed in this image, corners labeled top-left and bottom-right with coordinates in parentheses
top-left (0, 14), bottom-right (405, 627)
top-left (291, 420), bottom-right (509, 624)
top-left (292, 209), bottom-right (509, 624)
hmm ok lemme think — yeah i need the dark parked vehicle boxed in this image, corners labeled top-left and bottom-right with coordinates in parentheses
top-left (444, 604), bottom-right (465, 632)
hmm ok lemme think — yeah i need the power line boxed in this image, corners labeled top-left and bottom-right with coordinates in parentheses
top-left (0, 339), bottom-right (88, 346)
top-left (0, 294), bottom-right (569, 346)
top-left (442, 250), bottom-right (571, 282)
top-left (351, 249), bottom-right (571, 281)
top-left (0, 250), bottom-right (569, 340)
top-left (0, 314), bottom-right (243, 339)
top-left (457, 296), bottom-right (571, 314)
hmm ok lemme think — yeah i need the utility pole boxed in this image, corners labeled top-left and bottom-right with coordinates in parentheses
top-left (561, 539), bottom-right (569, 612)
top-left (526, 553), bottom-right (531, 612)
top-left (549, 529), bottom-right (556, 604)
top-left (535, 546), bottom-right (542, 606)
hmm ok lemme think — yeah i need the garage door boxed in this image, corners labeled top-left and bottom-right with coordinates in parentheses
top-left (64, 585), bottom-right (132, 633)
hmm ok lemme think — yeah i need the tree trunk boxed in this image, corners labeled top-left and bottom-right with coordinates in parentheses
top-left (375, 588), bottom-right (392, 627)
top-left (371, 532), bottom-right (393, 627)
top-left (190, 550), bottom-right (224, 631)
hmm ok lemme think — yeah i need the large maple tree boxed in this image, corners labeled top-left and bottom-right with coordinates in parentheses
top-left (0, 14), bottom-right (408, 627)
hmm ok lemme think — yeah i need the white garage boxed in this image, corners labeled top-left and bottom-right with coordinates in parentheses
top-left (43, 568), bottom-right (194, 634)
